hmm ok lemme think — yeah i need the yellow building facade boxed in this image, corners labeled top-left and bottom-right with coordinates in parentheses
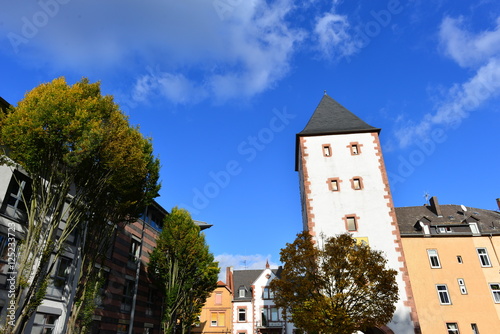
top-left (193, 281), bottom-right (233, 334)
top-left (397, 197), bottom-right (500, 333)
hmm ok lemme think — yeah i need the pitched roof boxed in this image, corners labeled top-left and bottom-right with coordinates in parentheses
top-left (396, 204), bottom-right (500, 236)
top-left (232, 268), bottom-right (282, 301)
top-left (298, 94), bottom-right (380, 136)
top-left (295, 94), bottom-right (380, 170)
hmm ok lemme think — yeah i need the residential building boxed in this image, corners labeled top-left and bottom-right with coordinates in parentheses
top-left (295, 94), bottom-right (419, 333)
top-left (91, 201), bottom-right (168, 334)
top-left (0, 162), bottom-right (81, 333)
top-left (226, 262), bottom-right (294, 334)
top-left (192, 280), bottom-right (232, 334)
top-left (396, 196), bottom-right (500, 333)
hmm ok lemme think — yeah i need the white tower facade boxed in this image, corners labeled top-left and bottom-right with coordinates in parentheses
top-left (295, 95), bottom-right (419, 334)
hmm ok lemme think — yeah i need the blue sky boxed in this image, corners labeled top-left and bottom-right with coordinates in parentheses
top-left (1, 0), bottom-right (500, 275)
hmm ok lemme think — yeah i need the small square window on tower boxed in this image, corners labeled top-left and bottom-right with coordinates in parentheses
top-left (344, 215), bottom-right (358, 231)
top-left (350, 177), bottom-right (363, 190)
top-left (322, 144), bottom-right (332, 157)
top-left (327, 178), bottom-right (341, 192)
top-left (347, 142), bottom-right (362, 155)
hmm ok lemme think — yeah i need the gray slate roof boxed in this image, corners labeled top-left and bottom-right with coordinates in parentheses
top-left (232, 268), bottom-right (282, 301)
top-left (396, 204), bottom-right (500, 236)
top-left (298, 94), bottom-right (380, 136)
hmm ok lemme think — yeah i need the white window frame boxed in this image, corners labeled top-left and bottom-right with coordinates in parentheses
top-left (489, 283), bottom-right (500, 303)
top-left (238, 308), bottom-right (246, 322)
top-left (446, 323), bottom-right (459, 334)
top-left (436, 284), bottom-right (451, 305)
top-left (471, 323), bottom-right (479, 334)
top-left (477, 248), bottom-right (492, 267)
top-left (457, 278), bottom-right (467, 295)
top-left (427, 249), bottom-right (441, 268)
top-left (238, 287), bottom-right (245, 298)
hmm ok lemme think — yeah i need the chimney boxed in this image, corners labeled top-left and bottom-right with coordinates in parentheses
top-left (226, 267), bottom-right (234, 292)
top-left (497, 198), bottom-right (500, 210)
top-left (429, 196), bottom-right (442, 217)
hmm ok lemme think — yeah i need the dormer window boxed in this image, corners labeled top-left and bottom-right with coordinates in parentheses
top-left (239, 287), bottom-right (246, 298)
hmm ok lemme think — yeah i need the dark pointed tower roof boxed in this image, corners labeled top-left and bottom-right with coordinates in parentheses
top-left (298, 94), bottom-right (379, 136)
top-left (295, 94), bottom-right (380, 170)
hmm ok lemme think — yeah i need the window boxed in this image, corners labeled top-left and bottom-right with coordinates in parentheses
top-left (477, 248), bottom-right (491, 267)
top-left (215, 292), bottom-right (222, 305)
top-left (438, 226), bottom-right (452, 233)
top-left (2, 171), bottom-right (32, 221)
top-left (211, 312), bottom-right (225, 326)
top-left (238, 308), bottom-right (246, 322)
top-left (238, 287), bottom-right (246, 298)
top-left (0, 234), bottom-right (10, 261)
top-left (437, 285), bottom-right (451, 305)
top-left (471, 323), bottom-right (479, 334)
top-left (146, 287), bottom-right (155, 316)
top-left (351, 177), bottom-right (363, 190)
top-left (470, 223), bottom-right (480, 235)
top-left (427, 249), bottom-right (441, 268)
top-left (346, 217), bottom-right (357, 231)
top-left (446, 323), bottom-right (459, 334)
top-left (457, 255), bottom-right (463, 264)
top-left (457, 278), bottom-right (467, 295)
top-left (489, 283), bottom-right (500, 303)
top-left (350, 144), bottom-right (360, 155)
top-left (263, 287), bottom-right (274, 299)
top-left (129, 238), bottom-right (141, 263)
top-left (33, 313), bottom-right (58, 333)
top-left (322, 144), bottom-right (331, 157)
top-left (121, 279), bottom-right (135, 312)
top-left (327, 178), bottom-right (340, 192)
top-left (47, 257), bottom-right (71, 298)
top-left (270, 307), bottom-right (279, 321)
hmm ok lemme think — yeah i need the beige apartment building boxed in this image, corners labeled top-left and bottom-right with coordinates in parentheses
top-left (397, 197), bottom-right (500, 333)
top-left (193, 280), bottom-right (233, 334)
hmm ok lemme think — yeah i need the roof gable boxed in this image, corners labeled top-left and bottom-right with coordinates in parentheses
top-left (298, 94), bottom-right (380, 136)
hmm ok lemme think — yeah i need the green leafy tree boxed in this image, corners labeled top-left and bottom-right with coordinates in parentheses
top-left (148, 207), bottom-right (219, 334)
top-left (270, 232), bottom-right (398, 334)
top-left (0, 77), bottom-right (160, 333)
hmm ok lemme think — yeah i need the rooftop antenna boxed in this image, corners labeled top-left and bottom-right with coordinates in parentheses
top-left (423, 192), bottom-right (430, 203)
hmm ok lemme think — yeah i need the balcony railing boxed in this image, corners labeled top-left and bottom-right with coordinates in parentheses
top-left (256, 321), bottom-right (284, 328)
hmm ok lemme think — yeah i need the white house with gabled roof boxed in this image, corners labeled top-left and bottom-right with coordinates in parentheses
top-left (227, 262), bottom-right (294, 334)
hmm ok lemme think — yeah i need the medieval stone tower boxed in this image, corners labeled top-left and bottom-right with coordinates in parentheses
top-left (295, 94), bottom-right (419, 333)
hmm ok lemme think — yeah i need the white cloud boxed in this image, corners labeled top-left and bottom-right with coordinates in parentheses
top-left (395, 16), bottom-right (500, 148)
top-left (314, 12), bottom-right (361, 59)
top-left (215, 253), bottom-right (280, 282)
top-left (439, 16), bottom-right (500, 68)
top-left (1, 0), bottom-right (305, 104)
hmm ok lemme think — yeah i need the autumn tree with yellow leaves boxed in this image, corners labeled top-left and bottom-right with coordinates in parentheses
top-left (270, 232), bottom-right (398, 334)
top-left (0, 77), bottom-right (161, 333)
